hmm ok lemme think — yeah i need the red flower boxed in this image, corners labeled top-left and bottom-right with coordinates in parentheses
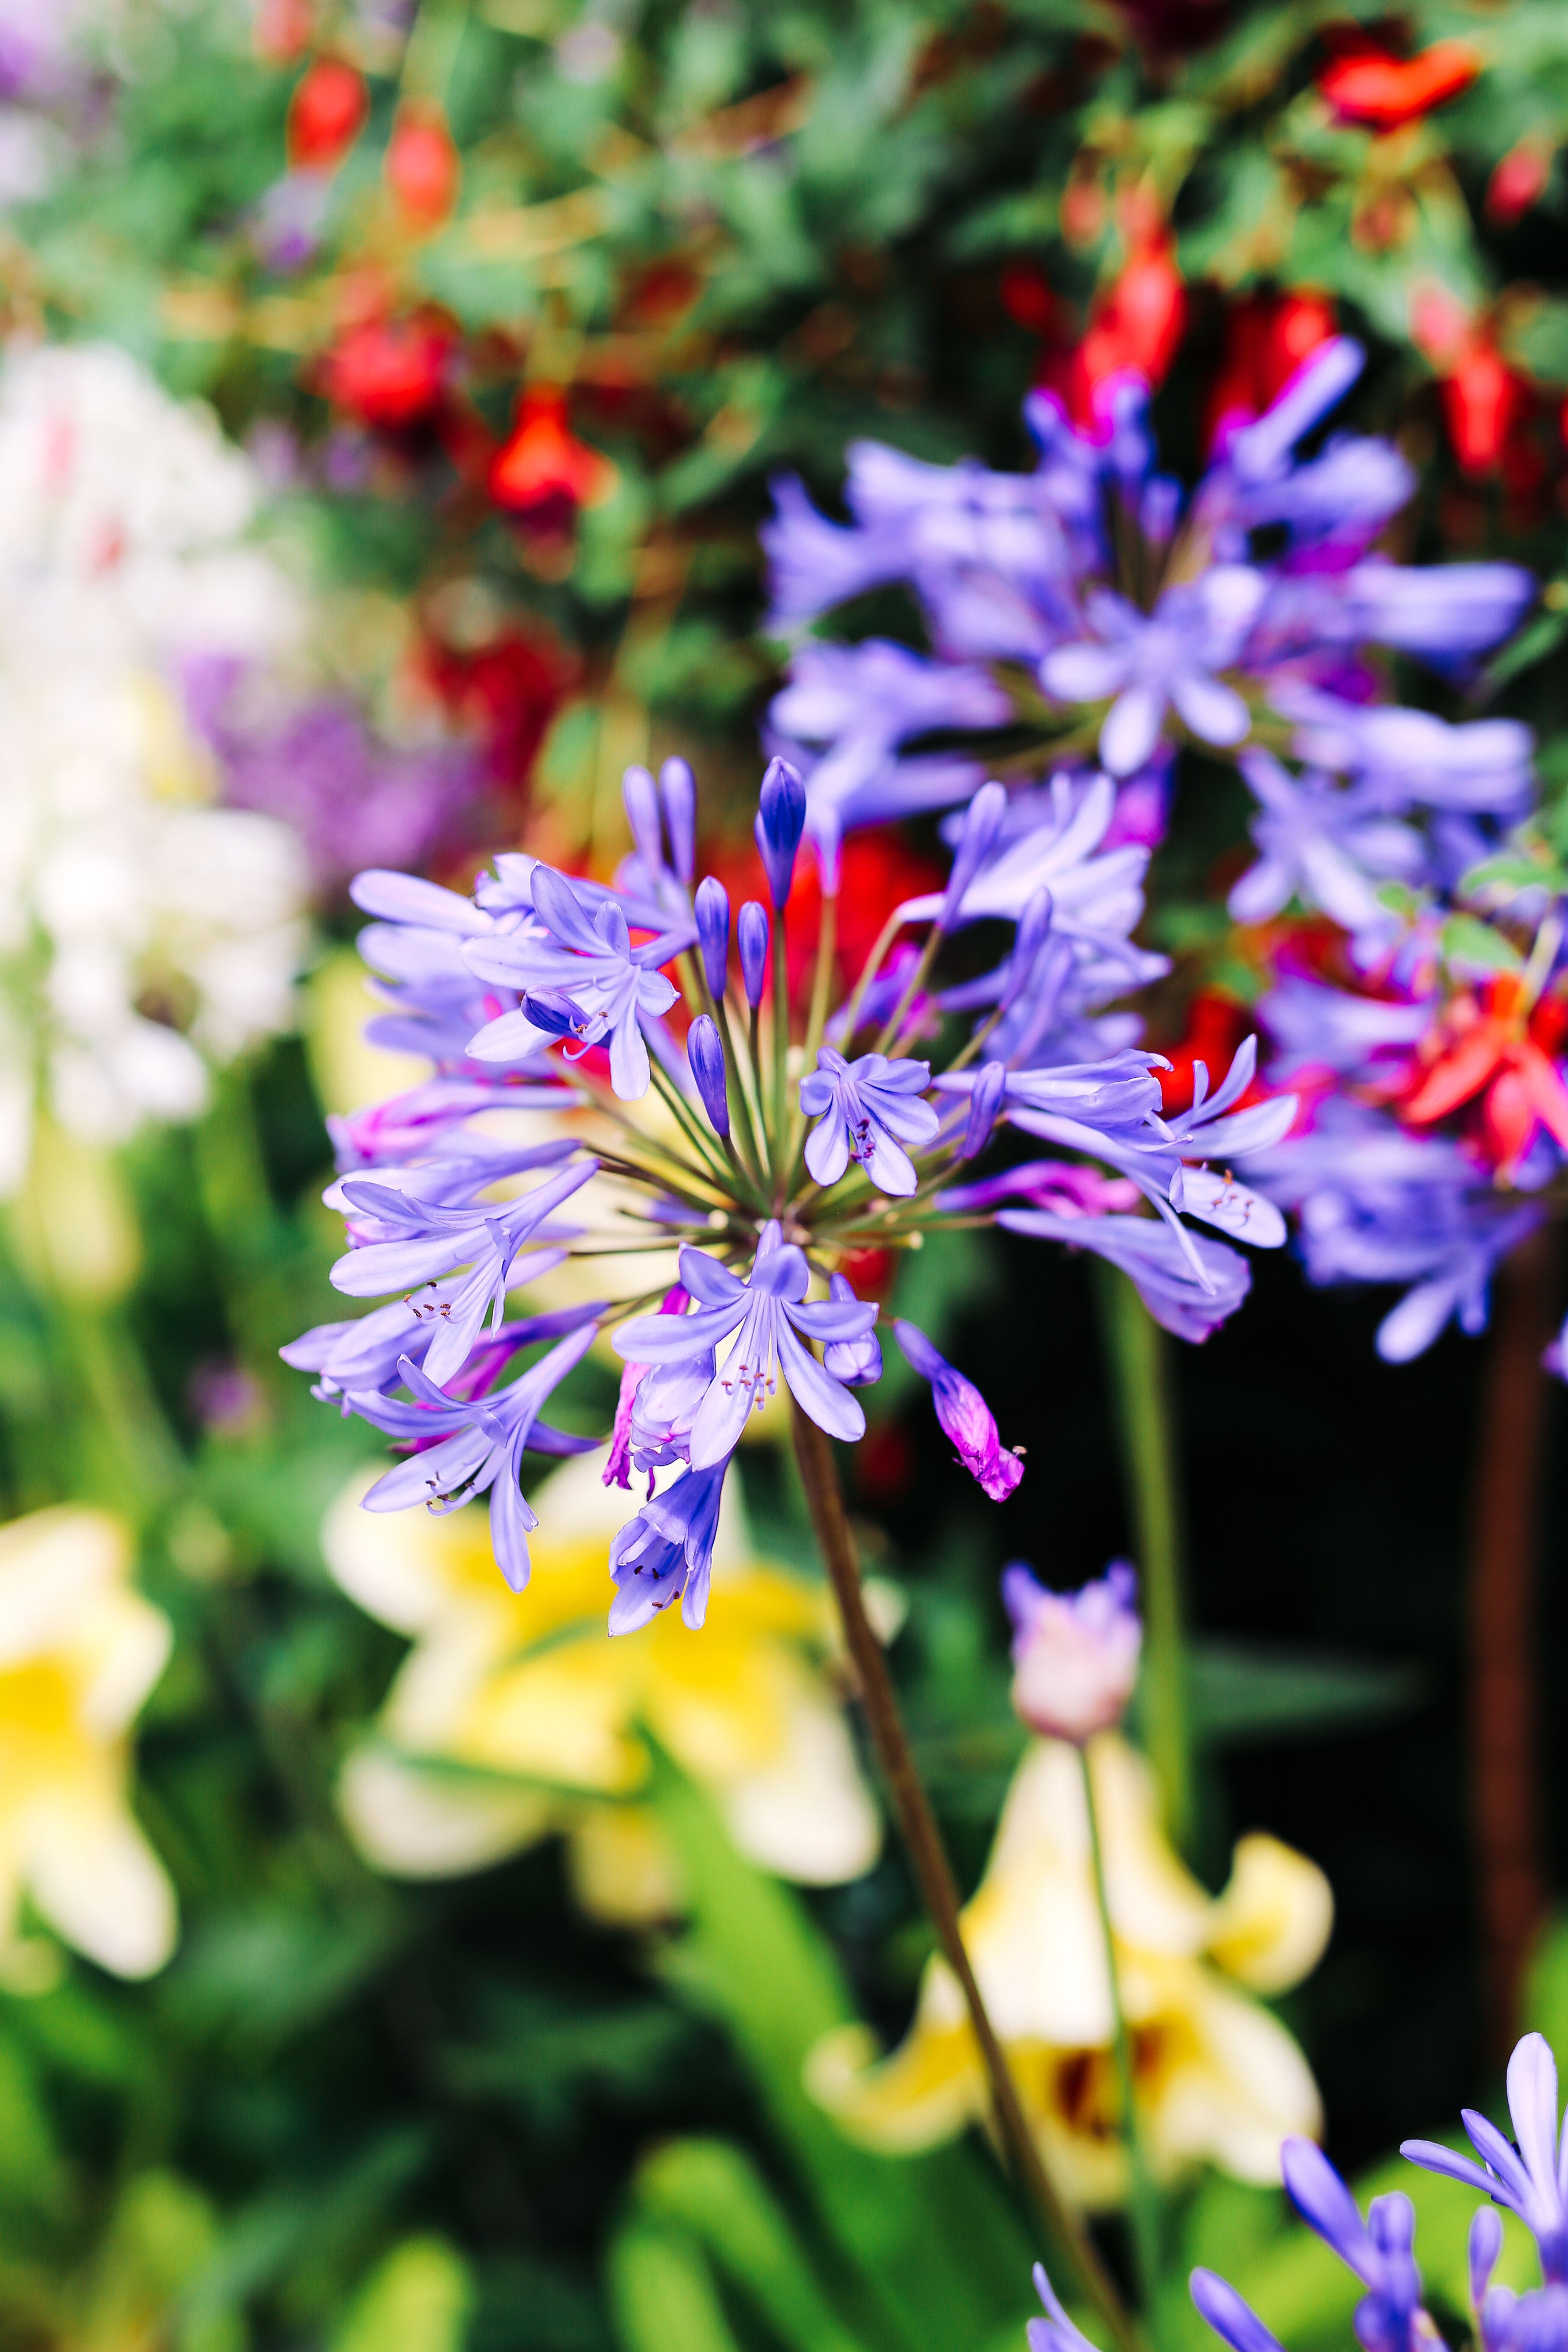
top-left (386, 103), bottom-right (460, 231)
top-left (1156, 991), bottom-right (1261, 1116)
top-left (1036, 239), bottom-right (1186, 430)
top-left (286, 56), bottom-right (368, 172)
top-left (1486, 142), bottom-right (1553, 226)
top-left (1441, 347), bottom-right (1528, 476)
top-left (419, 628), bottom-right (568, 794)
top-left (1206, 291), bottom-right (1337, 451)
top-left (488, 389), bottom-right (615, 525)
top-left (1400, 977), bottom-right (1568, 1177)
top-left (1317, 36), bottom-right (1478, 130)
top-left (319, 316), bottom-right (451, 427)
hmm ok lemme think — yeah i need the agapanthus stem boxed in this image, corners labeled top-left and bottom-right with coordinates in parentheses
top-left (789, 1403), bottom-right (1144, 2352)
top-left (1081, 1744), bottom-right (1162, 2307)
top-left (874, 924), bottom-right (941, 1059)
top-left (788, 892), bottom-right (838, 1178)
top-left (772, 907), bottom-right (791, 1190)
top-left (1094, 1267), bottom-right (1193, 1854)
top-left (837, 905), bottom-right (905, 1049)
top-left (715, 1000), bottom-right (766, 1183)
top-left (1467, 1225), bottom-right (1559, 2055)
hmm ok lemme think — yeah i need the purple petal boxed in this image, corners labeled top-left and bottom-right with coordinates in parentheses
top-left (1101, 684), bottom-right (1166, 778)
top-left (776, 1318), bottom-right (866, 1444)
top-left (1189, 2271), bottom-right (1288, 2352)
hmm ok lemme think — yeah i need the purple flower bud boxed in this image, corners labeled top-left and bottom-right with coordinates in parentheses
top-left (893, 1319), bottom-right (1024, 1502)
top-left (754, 756), bottom-right (807, 909)
top-left (961, 1060), bottom-right (1007, 1160)
top-left (522, 987), bottom-right (599, 1043)
top-left (622, 764), bottom-right (664, 871)
top-left (822, 1273), bottom-right (883, 1387)
top-left (939, 780), bottom-right (1006, 931)
top-left (660, 757), bottom-right (696, 885)
top-left (738, 900), bottom-right (770, 1008)
top-left (999, 886), bottom-right (1054, 1014)
top-left (695, 875), bottom-right (730, 998)
top-left (1001, 1560), bottom-right (1141, 1743)
top-left (687, 1015), bottom-right (730, 1139)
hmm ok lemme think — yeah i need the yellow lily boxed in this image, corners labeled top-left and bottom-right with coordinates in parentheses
top-left (807, 1732), bottom-right (1331, 2205)
top-left (0, 1506), bottom-right (176, 1982)
top-left (323, 1452), bottom-right (880, 1922)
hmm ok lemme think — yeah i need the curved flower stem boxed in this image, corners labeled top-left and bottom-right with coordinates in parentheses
top-left (772, 908), bottom-right (792, 1196)
top-left (789, 1403), bottom-right (1145, 2352)
top-left (786, 893), bottom-right (839, 1184)
top-left (837, 905), bottom-right (906, 1049)
top-left (716, 1000), bottom-right (766, 1185)
top-left (1094, 1266), bottom-right (1193, 1855)
top-left (873, 925), bottom-right (941, 1059)
top-left (1081, 1744), bottom-right (1161, 2307)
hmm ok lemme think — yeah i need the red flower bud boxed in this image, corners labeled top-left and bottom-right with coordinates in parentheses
top-left (286, 56), bottom-right (368, 173)
top-left (1317, 37), bottom-right (1478, 130)
top-left (1441, 347), bottom-right (1527, 476)
top-left (488, 389), bottom-right (614, 519)
top-left (1486, 143), bottom-right (1552, 226)
top-left (385, 103), bottom-right (460, 231)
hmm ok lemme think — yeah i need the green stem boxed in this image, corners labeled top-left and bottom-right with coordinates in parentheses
top-left (716, 1000), bottom-right (765, 1183)
top-left (772, 907), bottom-right (791, 1195)
top-left (1081, 1743), bottom-right (1162, 2306)
top-left (649, 1061), bottom-right (732, 1187)
top-left (789, 1405), bottom-right (1146, 2352)
top-left (1093, 1265), bottom-right (1193, 1852)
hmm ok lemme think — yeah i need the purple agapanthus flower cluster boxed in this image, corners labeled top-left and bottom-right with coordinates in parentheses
top-left (1036, 2030), bottom-right (1568, 2352)
top-left (284, 748), bottom-right (1294, 1626)
top-left (762, 340), bottom-right (1567, 1372)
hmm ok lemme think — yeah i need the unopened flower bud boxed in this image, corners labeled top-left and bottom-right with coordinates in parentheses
top-left (738, 900), bottom-right (770, 1007)
top-left (939, 780), bottom-right (1007, 931)
top-left (687, 1015), bottom-right (730, 1139)
top-left (660, 757), bottom-right (696, 885)
top-left (823, 1273), bottom-right (883, 1387)
top-left (1001, 1560), bottom-right (1141, 1743)
top-left (754, 756), bottom-right (807, 909)
top-left (894, 1320), bottom-right (1023, 1502)
top-left (696, 876), bottom-right (730, 997)
top-left (999, 887), bottom-right (1054, 1014)
top-left (622, 764), bottom-right (664, 872)
top-left (961, 1061), bottom-right (1008, 1159)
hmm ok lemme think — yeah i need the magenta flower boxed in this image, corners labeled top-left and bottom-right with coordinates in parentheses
top-left (893, 1320), bottom-right (1023, 1501)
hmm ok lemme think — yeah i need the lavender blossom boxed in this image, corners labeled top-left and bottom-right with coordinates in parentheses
top-left (347, 1323), bottom-right (602, 1592)
top-left (614, 1224), bottom-right (880, 1463)
top-left (800, 1047), bottom-right (940, 1195)
top-left (755, 756), bottom-right (807, 907)
top-left (687, 1015), bottom-right (730, 1139)
top-left (607, 1457), bottom-right (732, 1633)
top-left (1403, 2032), bottom-right (1568, 2281)
top-left (737, 901), bottom-right (770, 1007)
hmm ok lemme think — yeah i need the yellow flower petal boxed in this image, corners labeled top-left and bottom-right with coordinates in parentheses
top-left (339, 1745), bottom-right (557, 1878)
top-left (1204, 1832), bottom-right (1335, 1993)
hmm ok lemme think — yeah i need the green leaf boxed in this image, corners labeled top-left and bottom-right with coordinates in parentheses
top-left (633, 2140), bottom-right (869, 2352)
top-left (608, 2222), bottom-right (744, 2352)
top-left (331, 2239), bottom-right (474, 2352)
top-left (1187, 1639), bottom-right (1424, 1749)
top-left (647, 1754), bottom-right (1036, 2352)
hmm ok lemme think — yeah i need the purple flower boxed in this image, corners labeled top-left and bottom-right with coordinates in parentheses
top-left (822, 1273), bottom-right (884, 1388)
top-left (1002, 1560), bottom-right (1141, 1742)
top-left (1040, 571), bottom-right (1265, 777)
top-left (462, 866), bottom-right (691, 1100)
top-left (1403, 2032), bottom-right (1568, 2283)
top-left (281, 1255), bottom-right (568, 1401)
top-left (1193, 2141), bottom-right (1429, 2352)
top-left (347, 1323), bottom-right (603, 1593)
top-left (328, 1156), bottom-right (596, 1387)
top-left (1000, 1209), bottom-right (1252, 1343)
top-left (614, 1223), bottom-right (879, 1465)
top-left (608, 1457), bottom-right (733, 1634)
top-left (1029, 2264), bottom-right (1104, 2352)
top-left (938, 1160), bottom-right (1140, 1218)
top-left (195, 678), bottom-right (484, 894)
top-left (893, 1320), bottom-right (1024, 1502)
top-left (660, 757), bottom-right (697, 885)
top-left (800, 1048), bottom-right (939, 1195)
top-left (1229, 749), bottom-right (1424, 937)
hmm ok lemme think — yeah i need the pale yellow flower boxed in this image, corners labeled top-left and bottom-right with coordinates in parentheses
top-left (323, 1453), bottom-right (880, 1922)
top-left (807, 1732), bottom-right (1331, 2205)
top-left (0, 1506), bottom-right (176, 1981)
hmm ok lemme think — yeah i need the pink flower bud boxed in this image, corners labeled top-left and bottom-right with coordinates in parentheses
top-left (1001, 1561), bottom-right (1141, 1743)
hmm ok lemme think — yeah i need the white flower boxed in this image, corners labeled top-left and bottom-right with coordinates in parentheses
top-left (0, 342), bottom-right (309, 1188)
